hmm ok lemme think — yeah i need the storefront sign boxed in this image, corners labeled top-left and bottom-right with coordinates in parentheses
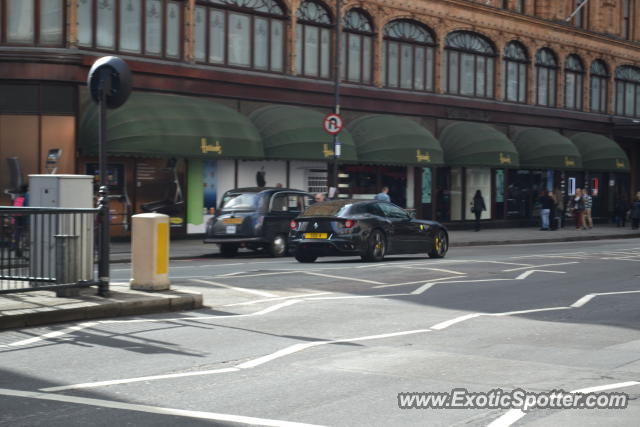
top-left (616, 159), bottom-right (626, 169)
top-left (200, 138), bottom-right (222, 155)
top-left (499, 152), bottom-right (512, 165)
top-left (416, 150), bottom-right (431, 163)
top-left (322, 143), bottom-right (335, 158)
top-left (564, 156), bottom-right (576, 167)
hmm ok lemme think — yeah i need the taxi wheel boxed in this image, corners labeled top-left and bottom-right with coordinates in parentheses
top-left (362, 230), bottom-right (385, 262)
top-left (268, 234), bottom-right (288, 257)
top-left (220, 243), bottom-right (238, 257)
top-left (295, 253), bottom-right (317, 263)
top-left (428, 230), bottom-right (448, 258)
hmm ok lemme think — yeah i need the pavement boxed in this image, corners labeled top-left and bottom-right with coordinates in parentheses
top-left (1, 224), bottom-right (638, 331)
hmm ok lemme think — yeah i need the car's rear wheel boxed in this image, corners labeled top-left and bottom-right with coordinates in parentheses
top-left (428, 230), bottom-right (448, 258)
top-left (220, 243), bottom-right (238, 257)
top-left (268, 234), bottom-right (287, 257)
top-left (295, 253), bottom-right (317, 263)
top-left (362, 230), bottom-right (385, 262)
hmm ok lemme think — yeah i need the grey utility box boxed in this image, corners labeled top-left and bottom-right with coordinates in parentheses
top-left (28, 175), bottom-right (95, 282)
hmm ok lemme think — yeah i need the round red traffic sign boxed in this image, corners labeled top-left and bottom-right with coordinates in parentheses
top-left (323, 113), bottom-right (344, 135)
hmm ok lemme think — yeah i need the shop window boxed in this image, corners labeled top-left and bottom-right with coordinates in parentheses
top-left (444, 31), bottom-right (495, 99)
top-left (296, 0), bottom-right (332, 79)
top-left (341, 9), bottom-right (374, 84)
top-left (305, 168), bottom-right (327, 194)
top-left (450, 167), bottom-right (463, 221)
top-left (564, 54), bottom-right (584, 110)
top-left (503, 41), bottom-right (528, 103)
top-left (535, 48), bottom-right (557, 107)
top-left (382, 19), bottom-right (435, 91)
top-left (615, 65), bottom-right (640, 117)
top-left (2, 0), bottom-right (64, 46)
top-left (506, 170), bottom-right (544, 218)
top-left (589, 60), bottom-right (609, 113)
top-left (78, 0), bottom-right (182, 59)
top-left (465, 168), bottom-right (491, 221)
top-left (195, 0), bottom-right (285, 72)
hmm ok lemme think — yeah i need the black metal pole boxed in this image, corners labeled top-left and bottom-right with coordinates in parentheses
top-left (97, 74), bottom-right (110, 297)
top-left (331, 0), bottom-right (341, 197)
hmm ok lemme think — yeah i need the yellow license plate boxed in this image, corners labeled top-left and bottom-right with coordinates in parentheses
top-left (223, 218), bottom-right (243, 224)
top-left (304, 233), bottom-right (328, 239)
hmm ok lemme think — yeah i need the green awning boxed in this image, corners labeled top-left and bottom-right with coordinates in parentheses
top-left (439, 122), bottom-right (520, 168)
top-left (347, 115), bottom-right (444, 166)
top-left (249, 105), bottom-right (357, 161)
top-left (570, 133), bottom-right (630, 172)
top-left (79, 92), bottom-right (264, 159)
top-left (513, 128), bottom-right (582, 170)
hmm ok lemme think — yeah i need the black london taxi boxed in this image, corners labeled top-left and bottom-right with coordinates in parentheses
top-left (205, 187), bottom-right (314, 257)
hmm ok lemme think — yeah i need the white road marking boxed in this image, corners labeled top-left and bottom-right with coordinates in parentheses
top-left (303, 271), bottom-right (386, 285)
top-left (514, 269), bottom-right (566, 280)
top-left (8, 323), bottom-right (99, 347)
top-left (41, 367), bottom-right (241, 392)
top-left (430, 314), bottom-right (482, 330)
top-left (411, 283), bottom-right (436, 295)
top-left (303, 293), bottom-right (407, 301)
top-left (0, 388), bottom-right (325, 427)
top-left (374, 275), bottom-right (467, 289)
top-left (399, 267), bottom-right (466, 275)
top-left (571, 290), bottom-right (640, 308)
top-left (190, 279), bottom-right (277, 297)
top-left (224, 292), bottom-right (333, 307)
top-left (503, 262), bottom-right (579, 272)
top-left (487, 381), bottom-right (640, 427)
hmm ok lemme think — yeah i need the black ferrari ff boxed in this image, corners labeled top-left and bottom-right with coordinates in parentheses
top-left (288, 199), bottom-right (448, 263)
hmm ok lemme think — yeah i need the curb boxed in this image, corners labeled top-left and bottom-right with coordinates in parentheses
top-left (0, 290), bottom-right (203, 331)
top-left (451, 232), bottom-right (640, 247)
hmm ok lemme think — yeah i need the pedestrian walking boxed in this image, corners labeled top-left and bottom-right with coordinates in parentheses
top-left (471, 190), bottom-right (486, 232)
top-left (374, 186), bottom-right (391, 203)
top-left (538, 190), bottom-right (554, 230)
top-left (631, 193), bottom-right (640, 230)
top-left (614, 195), bottom-right (630, 227)
top-left (571, 188), bottom-right (585, 230)
top-left (583, 189), bottom-right (593, 229)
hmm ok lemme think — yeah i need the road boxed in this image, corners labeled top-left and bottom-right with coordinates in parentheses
top-left (1, 240), bottom-right (640, 426)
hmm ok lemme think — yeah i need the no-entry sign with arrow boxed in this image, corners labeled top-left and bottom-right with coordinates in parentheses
top-left (323, 113), bottom-right (344, 135)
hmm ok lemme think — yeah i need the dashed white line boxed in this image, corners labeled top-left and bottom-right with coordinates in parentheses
top-left (303, 271), bottom-right (386, 285)
top-left (224, 292), bottom-right (333, 307)
top-left (503, 262), bottom-right (579, 272)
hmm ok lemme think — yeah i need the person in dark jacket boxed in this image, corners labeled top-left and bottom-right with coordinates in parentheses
top-left (471, 190), bottom-right (486, 232)
top-left (614, 195), bottom-right (630, 227)
top-left (538, 190), bottom-right (554, 230)
top-left (631, 193), bottom-right (640, 230)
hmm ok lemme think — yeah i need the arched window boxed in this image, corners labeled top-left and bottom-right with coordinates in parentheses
top-left (590, 60), bottom-right (609, 113)
top-left (382, 20), bottom-right (435, 91)
top-left (444, 31), bottom-right (495, 98)
top-left (194, 0), bottom-right (286, 72)
top-left (3, 0), bottom-right (65, 46)
top-left (615, 65), bottom-right (640, 117)
top-left (296, 0), bottom-right (332, 78)
top-left (535, 48), bottom-right (557, 106)
top-left (503, 41), bottom-right (528, 103)
top-left (78, 0), bottom-right (182, 58)
top-left (564, 54), bottom-right (584, 110)
top-left (341, 9), bottom-right (374, 84)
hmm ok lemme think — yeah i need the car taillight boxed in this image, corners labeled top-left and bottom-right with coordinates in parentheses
top-left (290, 220), bottom-right (298, 230)
top-left (344, 219), bottom-right (356, 228)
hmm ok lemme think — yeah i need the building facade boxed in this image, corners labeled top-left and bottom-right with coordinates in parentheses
top-left (0, 0), bottom-right (639, 235)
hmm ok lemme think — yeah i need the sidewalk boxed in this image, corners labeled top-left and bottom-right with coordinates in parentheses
top-left (1, 224), bottom-right (638, 331)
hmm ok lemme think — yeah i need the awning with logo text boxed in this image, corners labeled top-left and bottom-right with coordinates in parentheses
top-left (346, 115), bottom-right (444, 166)
top-left (439, 122), bottom-right (520, 168)
top-left (79, 92), bottom-right (264, 159)
top-left (570, 133), bottom-right (630, 172)
top-left (512, 128), bottom-right (582, 170)
top-left (249, 105), bottom-right (357, 162)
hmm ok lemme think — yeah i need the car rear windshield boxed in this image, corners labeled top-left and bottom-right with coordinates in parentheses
top-left (300, 200), bottom-right (352, 217)
top-left (221, 193), bottom-right (259, 211)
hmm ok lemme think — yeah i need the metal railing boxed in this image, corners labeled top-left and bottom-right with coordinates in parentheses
top-left (0, 207), bottom-right (99, 294)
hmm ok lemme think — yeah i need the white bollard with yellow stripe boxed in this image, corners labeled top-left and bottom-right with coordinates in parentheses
top-left (130, 213), bottom-right (171, 290)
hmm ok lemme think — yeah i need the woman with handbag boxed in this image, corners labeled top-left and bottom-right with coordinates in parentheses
top-left (471, 190), bottom-right (486, 232)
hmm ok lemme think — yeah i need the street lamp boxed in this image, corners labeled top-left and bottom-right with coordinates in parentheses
top-left (87, 56), bottom-right (132, 296)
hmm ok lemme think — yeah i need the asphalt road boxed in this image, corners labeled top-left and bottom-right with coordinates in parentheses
top-left (1, 240), bottom-right (640, 426)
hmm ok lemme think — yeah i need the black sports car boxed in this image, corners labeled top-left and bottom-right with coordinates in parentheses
top-left (288, 199), bottom-right (448, 263)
